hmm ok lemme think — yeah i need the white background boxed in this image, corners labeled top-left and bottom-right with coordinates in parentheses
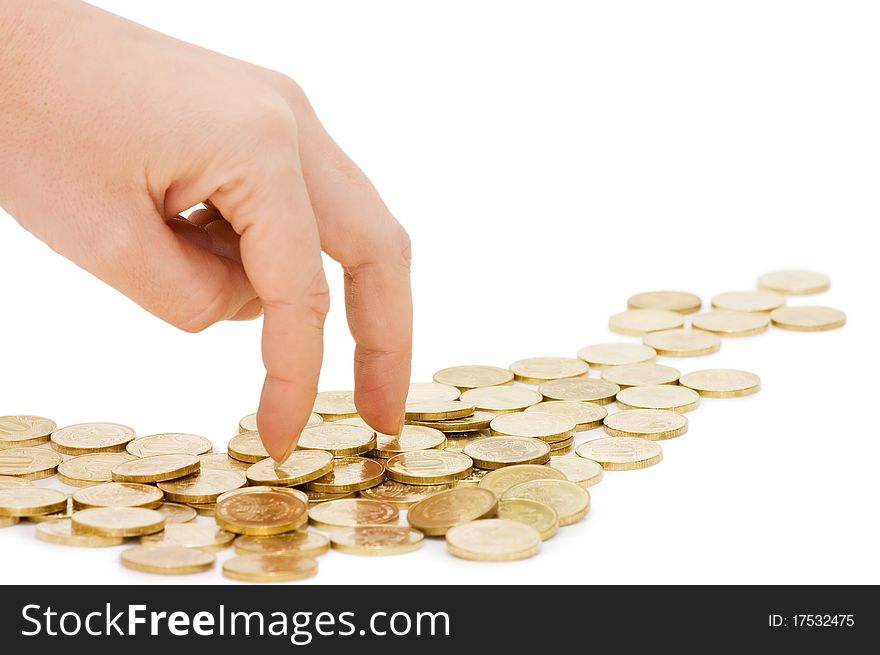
top-left (1, 0), bottom-right (878, 585)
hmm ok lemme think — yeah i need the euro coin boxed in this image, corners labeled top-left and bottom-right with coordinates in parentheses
top-left (35, 519), bottom-right (124, 547)
top-left (609, 309), bottom-right (684, 336)
top-left (126, 433), bottom-right (212, 458)
top-left (198, 453), bottom-right (250, 472)
top-left (406, 382), bottom-right (461, 403)
top-left (385, 450), bottom-right (473, 485)
top-left (490, 412), bottom-right (574, 443)
top-left (313, 390), bottom-right (358, 420)
top-left (0, 447), bottom-right (64, 480)
top-left (157, 469), bottom-right (246, 503)
top-left (72, 482), bottom-right (163, 509)
top-left (308, 498), bottom-right (398, 529)
top-left (122, 545), bottom-right (215, 575)
top-left (407, 487), bottom-right (497, 536)
top-left (548, 456), bottom-right (603, 488)
top-left (478, 464), bottom-right (565, 497)
top-left (404, 400), bottom-right (475, 421)
top-left (0, 416), bottom-right (56, 449)
top-left (616, 384), bottom-right (700, 412)
top-left (359, 479), bottom-right (454, 507)
top-left (239, 412), bottom-right (322, 433)
top-left (459, 385), bottom-right (543, 413)
top-left (502, 479), bottom-right (590, 526)
top-left (446, 519), bottom-right (541, 561)
top-left (758, 269), bottom-right (830, 295)
top-left (525, 401), bottom-right (607, 431)
top-left (407, 410), bottom-right (496, 433)
top-left (72, 507), bottom-right (165, 537)
top-left (155, 502), bottom-right (197, 524)
top-left (246, 450), bottom-right (334, 486)
top-left (297, 424), bottom-right (376, 456)
top-left (141, 523), bottom-right (235, 551)
top-left (576, 437), bottom-right (663, 471)
top-left (690, 310), bottom-right (769, 336)
top-left (223, 554), bottom-right (317, 582)
top-left (711, 290), bottom-right (785, 313)
top-left (643, 328), bottom-right (721, 357)
top-left (227, 431), bottom-right (269, 463)
top-left (50, 422), bottom-right (136, 455)
top-left (509, 357), bottom-right (589, 384)
top-left (111, 453), bottom-right (200, 483)
top-left (498, 498), bottom-right (559, 540)
top-left (368, 425), bottom-right (446, 458)
top-left (769, 306), bottom-right (846, 331)
top-left (627, 291), bottom-right (702, 314)
top-left (433, 365), bottom-right (514, 390)
top-left (464, 436), bottom-right (551, 469)
top-left (0, 487), bottom-right (68, 516)
top-left (601, 362), bottom-right (680, 387)
top-left (305, 457), bottom-right (385, 493)
top-left (538, 378), bottom-right (619, 405)
top-left (215, 487), bottom-right (308, 536)
top-left (0, 475), bottom-right (33, 489)
top-left (58, 452), bottom-right (136, 486)
top-left (576, 342), bottom-right (657, 368)
top-left (330, 526), bottom-right (424, 556)
top-left (679, 368), bottom-right (761, 397)
top-left (234, 531), bottom-right (330, 557)
top-left (604, 409), bottom-right (688, 440)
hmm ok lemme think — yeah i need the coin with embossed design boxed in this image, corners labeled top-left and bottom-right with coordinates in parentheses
top-left (330, 526), bottom-right (424, 556)
top-left (58, 452), bottom-right (136, 486)
top-left (627, 291), bottom-right (702, 314)
top-left (312, 391), bottom-right (358, 420)
top-left (604, 410), bottom-right (688, 440)
top-left (525, 401), bottom-right (606, 431)
top-left (111, 453), bottom-right (200, 483)
top-left (126, 433), bottom-right (213, 458)
top-left (477, 464), bottom-right (564, 497)
top-left (643, 329), bottom-right (721, 357)
top-left (297, 424), bottom-right (376, 456)
top-left (502, 479), bottom-right (590, 526)
top-left (72, 482), bottom-right (164, 509)
top-left (490, 412), bottom-right (575, 443)
top-left (548, 456), bottom-right (604, 488)
top-left (601, 362), bottom-right (681, 387)
top-left (141, 522), bottom-right (236, 551)
top-left (234, 531), bottom-right (330, 557)
top-left (359, 479), bottom-right (454, 507)
top-left (691, 311), bottom-right (770, 337)
top-left (0, 416), bottom-right (57, 449)
top-left (308, 498), bottom-right (398, 529)
top-left (446, 519), bottom-right (541, 561)
top-left (0, 487), bottom-right (68, 516)
top-left (459, 386), bottom-right (542, 414)
top-left (122, 545), bottom-right (215, 574)
top-left (246, 450), bottom-right (334, 486)
top-left (498, 498), bottom-right (559, 540)
top-left (433, 365), bottom-right (514, 390)
top-left (576, 437), bottom-right (663, 471)
top-left (616, 384), bottom-right (701, 413)
top-left (366, 426), bottom-right (446, 458)
top-left (0, 447), bottom-right (64, 480)
top-left (155, 502), bottom-right (197, 524)
top-left (509, 357), bottom-right (588, 384)
top-left (50, 422), bottom-right (136, 455)
top-left (537, 378), bottom-right (619, 404)
top-left (36, 518), bottom-right (124, 547)
top-left (407, 411), bottom-right (496, 433)
top-left (215, 487), bottom-right (308, 536)
top-left (407, 487), bottom-right (498, 536)
top-left (385, 450), bottom-right (473, 485)
top-left (404, 400), bottom-right (475, 421)
top-left (406, 382), bottom-right (461, 404)
top-left (227, 431), bottom-right (269, 463)
top-left (305, 457), bottom-right (385, 493)
top-left (464, 436), bottom-right (551, 470)
top-left (769, 306), bottom-right (846, 331)
top-left (157, 469), bottom-right (246, 503)
top-left (72, 507), bottom-right (165, 537)
top-left (576, 343), bottom-right (657, 368)
top-left (679, 369), bottom-right (761, 397)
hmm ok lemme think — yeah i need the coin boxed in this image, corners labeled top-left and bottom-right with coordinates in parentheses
top-left (769, 306), bottom-right (846, 331)
top-left (126, 433), bottom-right (212, 458)
top-left (0, 516), bottom-right (19, 527)
top-left (368, 425), bottom-right (446, 458)
top-left (35, 519), bottom-right (124, 547)
top-left (155, 502), bottom-right (197, 524)
top-left (548, 456), bottom-right (603, 488)
top-left (227, 431), bottom-right (269, 463)
top-left (234, 531), bottom-right (330, 557)
top-left (330, 526), bottom-right (425, 556)
top-left (407, 487), bottom-right (498, 536)
top-left (215, 487), bottom-right (308, 536)
top-left (0, 447), bottom-right (64, 480)
top-left (478, 464), bottom-right (565, 497)
top-left (537, 378), bottom-right (619, 405)
top-left (406, 382), bottom-right (461, 404)
top-left (313, 390), bottom-right (358, 420)
top-left (459, 385), bottom-right (543, 413)
top-left (525, 401), bottom-right (607, 431)
top-left (122, 545), bottom-right (215, 575)
top-left (576, 437), bottom-right (663, 470)
top-left (627, 291), bottom-right (702, 314)
top-left (0, 416), bottom-right (56, 449)
top-left (385, 450), bottom-right (473, 485)
top-left (239, 412), bottom-right (322, 433)
top-left (0, 475), bottom-right (32, 489)
top-left (198, 452), bottom-right (250, 472)
top-left (455, 467), bottom-right (490, 486)
top-left (691, 310), bottom-right (770, 336)
top-left (157, 469), bottom-right (246, 503)
top-left (758, 269), bottom-right (830, 295)
top-left (711, 290), bottom-right (785, 313)
top-left (502, 479), bottom-right (590, 526)
top-left (188, 503), bottom-right (216, 517)
top-left (433, 365), bottom-right (514, 390)
top-left (407, 410), bottom-right (496, 433)
top-left (615, 384), bottom-right (701, 413)
top-left (679, 368), bottom-right (761, 397)
top-left (498, 498), bottom-right (559, 540)
top-left (305, 457), bottom-right (385, 493)
top-left (306, 489), bottom-right (357, 504)
top-left (26, 496), bottom-right (73, 523)
top-left (576, 342), bottom-right (657, 368)
top-left (609, 309), bottom-right (684, 336)
top-left (72, 482), bottom-right (163, 509)
top-left (297, 424), bottom-right (376, 456)
top-left (404, 400), bottom-right (475, 421)
top-left (141, 523), bottom-right (236, 551)
top-left (359, 479), bottom-right (454, 507)
top-left (509, 357), bottom-right (589, 384)
top-left (490, 412), bottom-right (575, 444)
top-left (223, 554), bottom-right (318, 582)
top-left (111, 453), bottom-right (200, 483)
top-left (443, 432), bottom-right (487, 453)
top-left (601, 362), bottom-right (681, 387)
top-left (643, 328), bottom-right (721, 357)
top-left (50, 422), bottom-right (136, 455)
top-left (246, 450), bottom-right (334, 486)
top-left (604, 409), bottom-right (688, 440)
top-left (0, 487), bottom-right (68, 516)
top-left (549, 437), bottom-right (574, 454)
top-left (446, 519), bottom-right (541, 561)
top-left (72, 507), bottom-right (165, 537)
top-left (218, 485), bottom-right (308, 506)
top-left (57, 452), bottom-right (136, 486)
top-left (308, 498), bottom-right (399, 529)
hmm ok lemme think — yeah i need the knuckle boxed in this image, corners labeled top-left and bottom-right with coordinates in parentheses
top-left (249, 93), bottom-right (299, 146)
top-left (304, 268), bottom-right (331, 321)
top-left (390, 221), bottom-right (412, 269)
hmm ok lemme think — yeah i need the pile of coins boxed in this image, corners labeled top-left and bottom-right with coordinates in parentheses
top-left (0, 269), bottom-right (845, 580)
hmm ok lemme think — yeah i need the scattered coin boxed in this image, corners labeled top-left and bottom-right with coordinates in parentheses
top-left (227, 431), bottom-right (269, 463)
top-left (308, 498), bottom-right (399, 529)
top-left (50, 422), bottom-right (136, 455)
top-left (246, 450), bottom-right (334, 486)
top-left (548, 456), bottom-right (604, 488)
top-left (157, 469), bottom-right (247, 503)
top-left (690, 311), bottom-right (770, 337)
top-left (537, 378), bottom-right (620, 405)
top-left (433, 365), bottom-right (514, 390)
top-left (359, 479), bottom-right (454, 507)
top-left (549, 437), bottom-right (574, 454)
top-left (576, 437), bottom-right (663, 471)
top-left (601, 362), bottom-right (681, 387)
top-left (490, 412), bottom-right (575, 443)
top-left (643, 328), bottom-right (722, 357)
top-left (446, 519), bottom-right (541, 561)
top-left (155, 502), bottom-right (197, 524)
top-left (330, 526), bottom-right (425, 556)
top-left (604, 409), bottom-right (688, 440)
top-left (0, 447), bottom-right (64, 480)
top-left (141, 523), bottom-right (235, 551)
top-left (608, 309), bottom-right (684, 336)
top-left (576, 342), bottom-right (657, 368)
top-left (502, 479), bottom-right (590, 526)
top-left (758, 269), bottom-right (830, 295)
top-left (404, 400), bottom-right (475, 421)
top-left (407, 410), bottom-right (496, 433)
top-left (305, 457), bottom-right (385, 493)
top-left (459, 386), bottom-right (543, 414)
top-left (769, 306), bottom-right (846, 331)
top-left (72, 482), bottom-right (164, 510)
top-left (217, 485), bottom-right (308, 506)
top-left (711, 290), bottom-right (785, 313)
top-left (312, 391), bottom-right (358, 420)
top-left (35, 518), bottom-right (124, 547)
top-left (26, 496), bottom-right (73, 523)
top-left (239, 412), bottom-right (322, 433)
top-left (215, 487), bottom-right (308, 536)
top-left (198, 452), bottom-right (250, 472)
top-left (188, 503), bottom-right (216, 517)
top-left (297, 424), bottom-right (377, 456)
top-left (367, 425), bottom-right (446, 458)
top-left (509, 357), bottom-right (589, 384)
top-left (524, 401), bottom-right (607, 431)
top-left (223, 554), bottom-right (318, 582)
top-left (71, 507), bottom-right (165, 537)
top-left (478, 464), bottom-right (565, 497)
top-left (408, 487), bottom-right (498, 536)
top-left (126, 433), bottom-right (213, 458)
top-left (305, 489), bottom-right (357, 504)
top-left (498, 498), bottom-right (559, 540)
top-left (122, 545), bottom-right (215, 575)
top-left (615, 384), bottom-right (701, 413)
top-left (0, 475), bottom-right (33, 489)
top-left (0, 416), bottom-right (57, 449)
top-left (679, 369), bottom-right (761, 397)
top-left (464, 436), bottom-right (551, 469)
top-left (455, 467), bottom-right (490, 486)
top-left (57, 452), bottom-right (136, 486)
top-left (234, 531), bottom-right (330, 557)
top-left (443, 432), bottom-right (487, 453)
top-left (627, 291), bottom-right (702, 314)
top-left (0, 487), bottom-right (68, 517)
top-left (111, 453), bottom-right (200, 483)
top-left (385, 450), bottom-right (473, 485)
top-left (406, 382), bottom-right (461, 404)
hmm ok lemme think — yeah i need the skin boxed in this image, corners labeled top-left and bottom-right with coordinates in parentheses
top-left (0, 0), bottom-right (412, 461)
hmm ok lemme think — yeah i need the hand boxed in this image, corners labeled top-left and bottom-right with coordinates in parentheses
top-left (0, 0), bottom-right (412, 460)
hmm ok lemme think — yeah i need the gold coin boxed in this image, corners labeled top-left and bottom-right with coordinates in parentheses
top-left (691, 310), bottom-right (770, 336)
top-left (459, 385), bottom-right (542, 414)
top-left (406, 382), bottom-right (461, 404)
top-left (246, 450), bottom-right (334, 486)
top-left (576, 342), bottom-right (657, 368)
top-left (157, 469), bottom-right (247, 503)
top-left (297, 424), bottom-right (377, 456)
top-left (443, 432), bottom-right (487, 453)
top-left (122, 545), bottom-right (215, 575)
top-left (509, 357), bottom-right (589, 384)
top-left (215, 487), bottom-right (308, 536)
top-left (549, 437), bottom-right (574, 454)
top-left (306, 456), bottom-right (385, 493)
top-left (615, 384), bottom-right (701, 413)
top-left (36, 518), bottom-right (124, 547)
top-left (0, 475), bottom-right (33, 489)
top-left (188, 503), bottom-right (216, 517)
top-left (234, 531), bottom-right (330, 557)
top-left (576, 437), bottom-right (663, 470)
top-left (308, 498), bottom-right (398, 529)
top-left (478, 464), bottom-right (565, 497)
top-left (126, 433), bottom-right (213, 458)
top-left (538, 378), bottom-right (619, 404)
top-left (498, 498), bottom-right (559, 540)
top-left (609, 309), bottom-right (684, 336)
top-left (198, 452), bottom-right (250, 472)
top-left (770, 306), bottom-right (846, 331)
top-left (227, 431), bottom-right (269, 463)
top-left (313, 390), bottom-right (358, 420)
top-left (446, 518), bottom-right (541, 561)
top-left (758, 269), bottom-right (830, 295)
top-left (407, 487), bottom-right (497, 536)
top-left (0, 487), bottom-right (68, 516)
top-left (50, 422), bottom-right (136, 455)
top-left (369, 426), bottom-right (446, 458)
top-left (643, 329), bottom-right (721, 357)
top-left (26, 496), bottom-right (73, 523)
top-left (0, 446), bottom-right (64, 480)
top-left (0, 516), bottom-right (19, 527)
top-left (524, 401), bottom-right (606, 431)
top-left (306, 489), bottom-right (357, 504)
top-left (601, 362), bottom-right (681, 387)
top-left (72, 482), bottom-right (163, 509)
top-left (407, 410), bottom-right (495, 433)
top-left (548, 456), bottom-right (603, 488)
top-left (218, 485), bottom-right (308, 506)
top-left (72, 506), bottom-right (165, 537)
top-left (433, 365), bottom-right (514, 390)
top-left (141, 522), bottom-right (235, 551)
top-left (604, 409), bottom-right (688, 440)
top-left (57, 452), bottom-right (136, 486)
top-left (404, 400), bottom-right (475, 421)
top-left (359, 479), bottom-right (454, 507)
top-left (679, 368), bottom-right (761, 397)
top-left (0, 416), bottom-right (56, 449)
top-left (156, 502), bottom-right (197, 524)
top-left (502, 479), bottom-right (590, 526)
top-left (455, 467), bottom-right (490, 486)
top-left (489, 413), bottom-right (574, 443)
top-left (711, 290), bottom-right (785, 313)
top-left (627, 290), bottom-right (702, 314)
top-left (330, 525), bottom-right (424, 556)
top-left (111, 453), bottom-right (200, 483)
top-left (223, 554), bottom-right (317, 582)
top-left (239, 412), bottom-right (322, 433)
top-left (385, 450), bottom-right (473, 485)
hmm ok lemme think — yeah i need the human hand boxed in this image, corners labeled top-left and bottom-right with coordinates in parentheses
top-left (0, 0), bottom-right (412, 460)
